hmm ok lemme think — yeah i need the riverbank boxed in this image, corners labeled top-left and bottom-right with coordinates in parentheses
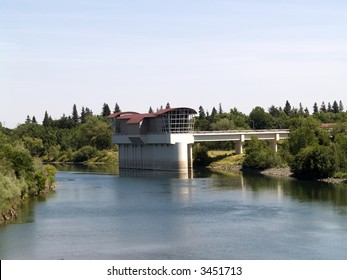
top-left (207, 150), bottom-right (347, 185)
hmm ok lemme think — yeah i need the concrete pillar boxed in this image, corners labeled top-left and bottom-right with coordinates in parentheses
top-left (269, 140), bottom-right (278, 152)
top-left (235, 134), bottom-right (245, 154)
top-left (269, 134), bottom-right (279, 153)
top-left (187, 144), bottom-right (193, 168)
top-left (235, 141), bottom-right (243, 154)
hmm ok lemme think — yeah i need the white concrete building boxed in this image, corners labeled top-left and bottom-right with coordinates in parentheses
top-left (108, 107), bottom-right (197, 171)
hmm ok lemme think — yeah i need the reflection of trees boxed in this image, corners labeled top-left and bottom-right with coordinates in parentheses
top-left (243, 173), bottom-right (347, 208)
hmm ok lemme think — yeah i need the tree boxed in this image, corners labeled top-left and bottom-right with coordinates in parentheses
top-left (148, 106), bottom-right (154, 113)
top-left (249, 106), bottom-right (274, 129)
top-left (211, 107), bottom-right (217, 117)
top-left (218, 103), bottom-right (223, 114)
top-left (113, 103), bottom-right (121, 113)
top-left (42, 111), bottom-right (52, 127)
top-left (25, 115), bottom-right (31, 124)
top-left (313, 102), bottom-right (319, 114)
top-left (339, 100), bottom-right (344, 112)
top-left (101, 103), bottom-right (111, 117)
top-left (165, 102), bottom-right (171, 109)
top-left (333, 101), bottom-right (339, 114)
top-left (242, 136), bottom-right (281, 169)
top-left (80, 107), bottom-right (86, 123)
top-left (198, 106), bottom-right (206, 119)
top-left (327, 102), bottom-right (333, 113)
top-left (284, 100), bottom-right (292, 116)
top-left (32, 116), bottom-right (37, 124)
top-left (72, 104), bottom-right (79, 123)
top-left (320, 102), bottom-right (327, 113)
top-left (288, 116), bottom-right (329, 155)
top-left (290, 144), bottom-right (340, 178)
top-left (210, 118), bottom-right (234, 131)
top-left (193, 144), bottom-right (211, 166)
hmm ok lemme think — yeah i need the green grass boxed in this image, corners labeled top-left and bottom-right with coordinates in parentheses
top-left (208, 150), bottom-right (245, 167)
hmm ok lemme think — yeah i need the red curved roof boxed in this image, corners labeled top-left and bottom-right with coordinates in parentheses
top-left (108, 107), bottom-right (197, 124)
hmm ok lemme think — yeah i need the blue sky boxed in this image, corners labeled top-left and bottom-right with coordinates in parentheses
top-left (1, 0), bottom-right (347, 127)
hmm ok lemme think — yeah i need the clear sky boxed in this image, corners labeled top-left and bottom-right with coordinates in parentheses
top-left (1, 0), bottom-right (347, 128)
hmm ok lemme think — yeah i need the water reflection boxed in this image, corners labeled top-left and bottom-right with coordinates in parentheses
top-left (2, 165), bottom-right (347, 259)
top-left (53, 163), bottom-right (119, 175)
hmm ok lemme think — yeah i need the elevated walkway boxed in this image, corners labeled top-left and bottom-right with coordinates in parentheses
top-left (193, 129), bottom-right (290, 154)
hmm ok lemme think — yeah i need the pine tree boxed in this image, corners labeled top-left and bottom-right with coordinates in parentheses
top-left (32, 116), bottom-right (37, 123)
top-left (339, 100), bottom-right (344, 112)
top-left (72, 104), bottom-right (79, 123)
top-left (148, 106), bottom-right (154, 113)
top-left (114, 103), bottom-right (121, 113)
top-left (313, 102), bottom-right (318, 114)
top-left (25, 115), bottom-right (31, 124)
top-left (165, 102), bottom-right (171, 109)
top-left (198, 106), bottom-right (206, 119)
top-left (211, 107), bottom-right (217, 117)
top-left (284, 100), bottom-right (292, 116)
top-left (218, 103), bottom-right (223, 114)
top-left (327, 102), bottom-right (333, 113)
top-left (101, 103), bottom-right (111, 117)
top-left (332, 101), bottom-right (339, 113)
top-left (85, 107), bottom-right (93, 117)
top-left (320, 102), bottom-right (327, 113)
top-left (43, 111), bottom-right (52, 127)
top-left (81, 107), bottom-right (86, 123)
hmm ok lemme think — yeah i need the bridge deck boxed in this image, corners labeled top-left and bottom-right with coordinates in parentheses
top-left (193, 129), bottom-right (290, 142)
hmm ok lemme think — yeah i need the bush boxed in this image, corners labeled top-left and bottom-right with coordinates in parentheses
top-left (242, 136), bottom-right (282, 169)
top-left (290, 144), bottom-right (340, 178)
top-left (193, 144), bottom-right (211, 166)
top-left (0, 176), bottom-right (21, 214)
top-left (73, 146), bottom-right (98, 162)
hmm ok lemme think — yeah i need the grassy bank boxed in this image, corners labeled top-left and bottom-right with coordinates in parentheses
top-left (206, 150), bottom-right (347, 184)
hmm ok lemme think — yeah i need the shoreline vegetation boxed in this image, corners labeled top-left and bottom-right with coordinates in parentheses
top-left (206, 150), bottom-right (347, 184)
top-left (1, 100), bottom-right (347, 223)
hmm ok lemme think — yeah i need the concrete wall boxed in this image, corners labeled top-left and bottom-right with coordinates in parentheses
top-left (118, 142), bottom-right (191, 171)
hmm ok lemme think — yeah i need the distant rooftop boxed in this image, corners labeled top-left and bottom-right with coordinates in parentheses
top-left (107, 107), bottom-right (197, 125)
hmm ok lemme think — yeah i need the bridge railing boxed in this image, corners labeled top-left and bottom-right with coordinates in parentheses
top-left (193, 129), bottom-right (290, 134)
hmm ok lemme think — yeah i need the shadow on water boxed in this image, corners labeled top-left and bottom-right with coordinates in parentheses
top-left (53, 163), bottom-right (119, 175)
top-left (234, 171), bottom-right (347, 210)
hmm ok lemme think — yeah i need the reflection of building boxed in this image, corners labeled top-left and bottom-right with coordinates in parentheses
top-left (108, 108), bottom-right (196, 171)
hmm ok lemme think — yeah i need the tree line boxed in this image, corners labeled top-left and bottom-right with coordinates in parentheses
top-left (1, 99), bottom-right (347, 223)
top-left (194, 100), bottom-right (347, 180)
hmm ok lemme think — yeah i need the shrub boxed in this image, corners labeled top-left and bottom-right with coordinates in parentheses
top-left (193, 144), bottom-right (211, 166)
top-left (73, 146), bottom-right (98, 162)
top-left (242, 136), bottom-right (282, 169)
top-left (290, 144), bottom-right (340, 178)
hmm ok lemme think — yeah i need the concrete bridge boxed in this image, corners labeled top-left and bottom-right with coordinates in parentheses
top-left (108, 108), bottom-right (290, 172)
top-left (193, 129), bottom-right (290, 154)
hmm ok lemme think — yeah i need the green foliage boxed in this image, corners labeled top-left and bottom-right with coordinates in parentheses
top-left (290, 145), bottom-right (340, 178)
top-left (242, 136), bottom-right (282, 169)
top-left (0, 175), bottom-right (22, 214)
top-left (73, 146), bottom-right (98, 162)
top-left (249, 106), bottom-right (274, 129)
top-left (288, 117), bottom-right (329, 155)
top-left (210, 118), bottom-right (235, 130)
top-left (193, 144), bottom-right (211, 166)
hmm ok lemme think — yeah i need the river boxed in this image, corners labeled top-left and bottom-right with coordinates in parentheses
top-left (1, 165), bottom-right (347, 260)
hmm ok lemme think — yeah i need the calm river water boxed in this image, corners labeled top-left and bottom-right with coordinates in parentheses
top-left (1, 165), bottom-right (347, 260)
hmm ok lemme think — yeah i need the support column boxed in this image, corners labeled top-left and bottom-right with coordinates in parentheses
top-left (235, 134), bottom-right (245, 154)
top-left (269, 133), bottom-right (279, 153)
top-left (187, 144), bottom-right (193, 168)
top-left (269, 140), bottom-right (278, 152)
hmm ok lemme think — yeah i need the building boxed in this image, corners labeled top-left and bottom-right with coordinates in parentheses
top-left (108, 107), bottom-right (197, 171)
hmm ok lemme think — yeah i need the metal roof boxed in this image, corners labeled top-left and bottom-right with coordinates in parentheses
top-left (108, 107), bottom-right (197, 125)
